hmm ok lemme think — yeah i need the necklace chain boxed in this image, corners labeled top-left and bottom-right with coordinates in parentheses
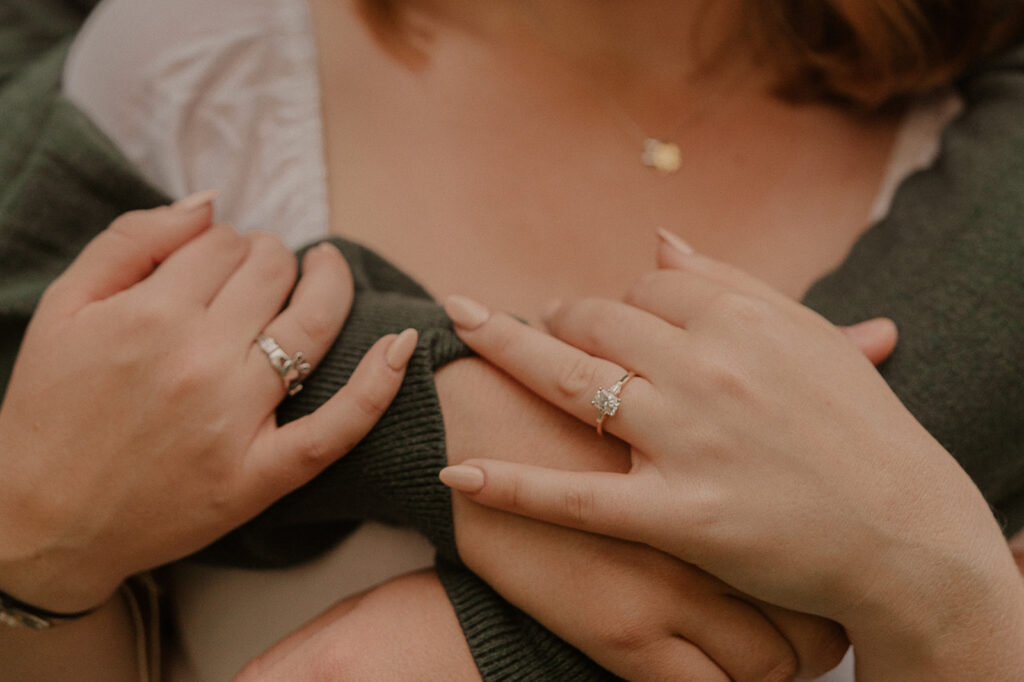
top-left (513, 8), bottom-right (751, 174)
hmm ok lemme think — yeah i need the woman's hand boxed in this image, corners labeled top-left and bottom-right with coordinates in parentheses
top-left (0, 200), bottom-right (416, 614)
top-left (439, 236), bottom-right (1024, 677)
top-left (439, 357), bottom-right (849, 680)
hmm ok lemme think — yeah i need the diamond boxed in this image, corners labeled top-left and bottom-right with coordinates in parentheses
top-left (592, 388), bottom-right (621, 416)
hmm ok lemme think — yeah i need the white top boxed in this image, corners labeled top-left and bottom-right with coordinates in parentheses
top-left (63, 1), bottom-right (961, 679)
top-left (64, 0), bottom-right (329, 250)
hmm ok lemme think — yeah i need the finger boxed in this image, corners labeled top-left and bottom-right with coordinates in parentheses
top-left (658, 236), bottom-right (899, 367)
top-left (840, 318), bottom-right (898, 366)
top-left (541, 296), bottom-right (688, 377)
top-left (674, 595), bottom-right (798, 682)
top-left (48, 195), bottom-right (216, 313)
top-left (140, 222), bottom-right (250, 305)
top-left (621, 268), bottom-right (734, 331)
top-left (242, 329), bottom-right (416, 505)
top-left (439, 459), bottom-right (645, 543)
top-left (656, 229), bottom-right (794, 307)
top-left (208, 232), bottom-right (298, 340)
top-left (755, 604), bottom-right (850, 679)
top-left (617, 636), bottom-right (730, 682)
top-left (444, 296), bottom-right (658, 442)
top-left (244, 243), bottom-right (354, 402)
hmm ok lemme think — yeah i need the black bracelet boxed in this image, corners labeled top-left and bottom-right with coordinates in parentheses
top-left (0, 588), bottom-right (100, 630)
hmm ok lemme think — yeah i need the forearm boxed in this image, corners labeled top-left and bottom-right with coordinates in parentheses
top-left (0, 594), bottom-right (138, 681)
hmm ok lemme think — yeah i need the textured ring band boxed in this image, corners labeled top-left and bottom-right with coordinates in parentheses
top-left (591, 372), bottom-right (635, 436)
top-left (255, 334), bottom-right (312, 396)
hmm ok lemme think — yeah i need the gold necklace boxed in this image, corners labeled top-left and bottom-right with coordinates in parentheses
top-left (514, 10), bottom-right (747, 175)
top-left (601, 102), bottom-right (685, 173)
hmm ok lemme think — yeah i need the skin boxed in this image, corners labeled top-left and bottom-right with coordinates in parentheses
top-left (10, 0), bottom-right (990, 678)
top-left (264, 0), bottom-right (903, 677)
top-left (440, 237), bottom-right (1024, 680)
top-left (0, 202), bottom-right (414, 679)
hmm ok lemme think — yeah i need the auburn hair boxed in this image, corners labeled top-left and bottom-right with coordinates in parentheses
top-left (357, 0), bottom-right (1024, 109)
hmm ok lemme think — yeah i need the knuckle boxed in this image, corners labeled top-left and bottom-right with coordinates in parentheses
top-left (164, 352), bottom-right (219, 398)
top-left (296, 306), bottom-right (340, 346)
top-left (488, 323), bottom-right (519, 358)
top-left (694, 351), bottom-right (752, 402)
top-left (127, 299), bottom-right (174, 335)
top-left (624, 270), bottom-right (675, 307)
top-left (566, 297), bottom-right (613, 335)
top-left (250, 232), bottom-right (297, 280)
top-left (715, 292), bottom-right (770, 326)
top-left (351, 386), bottom-right (392, 422)
top-left (507, 473), bottom-right (525, 512)
top-left (561, 483), bottom-right (595, 525)
top-left (556, 354), bottom-right (599, 399)
top-left (293, 429), bottom-right (333, 469)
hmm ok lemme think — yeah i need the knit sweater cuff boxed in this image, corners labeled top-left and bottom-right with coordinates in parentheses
top-left (436, 558), bottom-right (620, 681)
top-left (195, 238), bottom-right (471, 566)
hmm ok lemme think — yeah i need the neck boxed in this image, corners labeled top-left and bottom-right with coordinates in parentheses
top-left (425, 0), bottom-right (749, 84)
top-left (412, 0), bottom-right (766, 130)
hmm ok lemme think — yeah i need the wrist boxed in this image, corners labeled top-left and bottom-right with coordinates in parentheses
top-left (0, 520), bottom-right (120, 613)
top-left (0, 556), bottom-right (120, 616)
top-left (844, 530), bottom-right (1024, 678)
top-left (0, 498), bottom-right (118, 614)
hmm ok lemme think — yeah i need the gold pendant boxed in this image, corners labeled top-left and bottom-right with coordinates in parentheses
top-left (642, 138), bottom-right (681, 173)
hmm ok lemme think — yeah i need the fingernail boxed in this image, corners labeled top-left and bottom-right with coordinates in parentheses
top-left (172, 189), bottom-right (220, 212)
top-left (444, 295), bottom-right (491, 330)
top-left (656, 228), bottom-right (695, 255)
top-left (541, 299), bottom-right (562, 323)
top-left (439, 465), bottom-right (485, 493)
top-left (386, 328), bottom-right (418, 370)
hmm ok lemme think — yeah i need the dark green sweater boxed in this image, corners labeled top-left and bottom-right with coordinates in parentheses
top-left (2, 2), bottom-right (1022, 679)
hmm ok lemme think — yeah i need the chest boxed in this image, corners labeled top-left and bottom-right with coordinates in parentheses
top-left (313, 5), bottom-right (900, 321)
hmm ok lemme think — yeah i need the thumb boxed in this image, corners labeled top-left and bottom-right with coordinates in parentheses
top-left (841, 317), bottom-right (898, 366)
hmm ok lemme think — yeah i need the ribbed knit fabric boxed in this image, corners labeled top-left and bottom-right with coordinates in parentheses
top-left (197, 238), bottom-right (472, 565)
top-left (0, 12), bottom-right (612, 677)
top-left (2, 4), bottom-right (1023, 680)
top-left (802, 45), bottom-right (1024, 536)
top-left (437, 558), bottom-right (621, 681)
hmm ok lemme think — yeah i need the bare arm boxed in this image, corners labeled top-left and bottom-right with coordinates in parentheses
top-left (236, 570), bottom-right (479, 681)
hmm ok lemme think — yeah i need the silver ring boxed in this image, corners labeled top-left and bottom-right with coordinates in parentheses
top-left (255, 335), bottom-right (311, 396)
top-left (591, 372), bottom-right (635, 436)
